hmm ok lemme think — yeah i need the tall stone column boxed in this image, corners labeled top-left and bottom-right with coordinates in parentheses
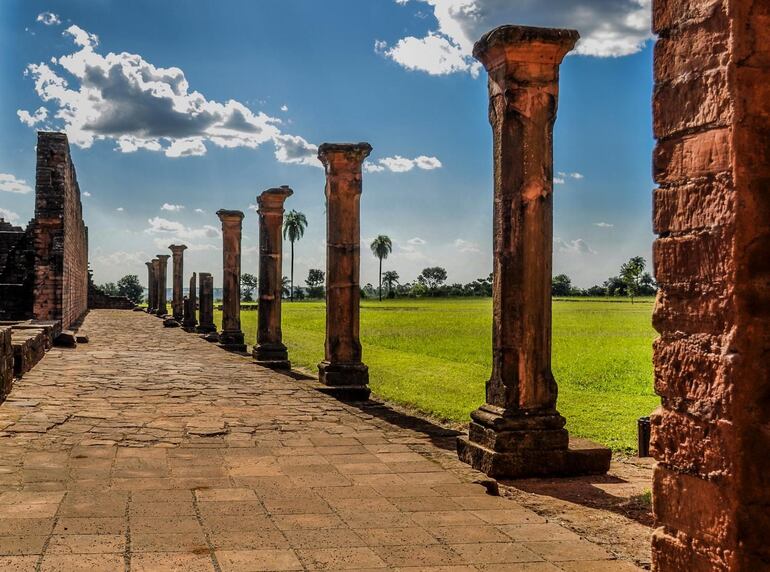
top-left (182, 272), bottom-right (198, 331)
top-left (456, 25), bottom-right (610, 478)
top-left (155, 255), bottom-right (170, 317)
top-left (253, 186), bottom-right (293, 370)
top-left (145, 261), bottom-right (156, 313)
top-left (650, 1), bottom-right (770, 569)
top-left (196, 272), bottom-right (216, 335)
top-left (169, 244), bottom-right (187, 321)
top-left (217, 210), bottom-right (246, 352)
top-left (150, 259), bottom-right (160, 314)
top-left (317, 143), bottom-right (371, 400)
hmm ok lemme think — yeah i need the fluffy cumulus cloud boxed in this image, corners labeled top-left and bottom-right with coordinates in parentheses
top-left (0, 208), bottom-right (20, 223)
top-left (161, 203), bottom-right (184, 212)
top-left (144, 216), bottom-right (222, 241)
top-left (381, 0), bottom-right (652, 76)
top-left (593, 222), bottom-right (614, 228)
top-left (555, 237), bottom-right (595, 255)
top-left (36, 12), bottom-right (61, 26)
top-left (365, 155), bottom-right (442, 173)
top-left (0, 173), bottom-right (33, 194)
top-left (16, 25), bottom-right (306, 164)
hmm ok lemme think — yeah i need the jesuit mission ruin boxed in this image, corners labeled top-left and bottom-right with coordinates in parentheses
top-left (0, 1), bottom-right (768, 570)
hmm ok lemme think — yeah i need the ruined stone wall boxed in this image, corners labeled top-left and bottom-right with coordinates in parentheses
top-left (651, 0), bottom-right (770, 570)
top-left (31, 132), bottom-right (89, 329)
top-left (0, 221), bottom-right (35, 321)
top-left (0, 327), bottom-right (12, 397)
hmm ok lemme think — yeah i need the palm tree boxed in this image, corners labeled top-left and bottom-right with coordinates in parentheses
top-left (382, 270), bottom-right (399, 298)
top-left (283, 210), bottom-right (308, 302)
top-left (370, 235), bottom-right (393, 301)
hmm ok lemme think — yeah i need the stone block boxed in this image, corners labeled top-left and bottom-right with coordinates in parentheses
top-left (652, 173), bottom-right (734, 234)
top-left (653, 128), bottom-right (731, 185)
top-left (0, 326), bottom-right (13, 396)
top-left (11, 328), bottom-right (47, 376)
top-left (652, 0), bottom-right (724, 34)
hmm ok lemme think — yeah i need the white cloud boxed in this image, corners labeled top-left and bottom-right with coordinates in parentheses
top-left (593, 222), bottom-right (614, 228)
top-left (116, 207), bottom-right (125, 212)
top-left (273, 134), bottom-right (319, 167)
top-left (280, 104), bottom-right (288, 112)
top-left (454, 238), bottom-right (480, 253)
top-left (161, 203), bottom-right (184, 212)
top-left (0, 173), bottom-right (33, 194)
top-left (555, 237), bottom-right (595, 255)
top-left (554, 177), bottom-right (566, 185)
top-left (559, 171), bottom-right (584, 180)
top-left (398, 237), bottom-right (429, 261)
top-left (36, 12), bottom-right (61, 26)
top-left (383, 0), bottom-right (653, 76)
top-left (379, 33), bottom-right (481, 77)
top-left (83, 191), bottom-right (92, 197)
top-left (0, 208), bottom-right (20, 223)
top-left (194, 208), bottom-right (205, 214)
top-left (366, 155), bottom-right (442, 173)
top-left (94, 250), bottom-right (147, 266)
top-left (407, 237), bottom-right (427, 246)
top-left (17, 107), bottom-right (48, 127)
top-left (145, 217), bottom-right (221, 241)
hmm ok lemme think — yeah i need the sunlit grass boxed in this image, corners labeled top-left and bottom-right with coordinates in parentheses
top-left (214, 297), bottom-right (657, 452)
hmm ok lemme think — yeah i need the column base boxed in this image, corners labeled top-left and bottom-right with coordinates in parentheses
top-left (253, 344), bottom-right (291, 370)
top-left (202, 332), bottom-right (220, 343)
top-left (155, 307), bottom-right (168, 317)
top-left (195, 324), bottom-right (217, 334)
top-left (456, 405), bottom-right (611, 479)
top-left (317, 361), bottom-right (370, 401)
top-left (181, 322), bottom-right (198, 333)
top-left (218, 330), bottom-right (246, 353)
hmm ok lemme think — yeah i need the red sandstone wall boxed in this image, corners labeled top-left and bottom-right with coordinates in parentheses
top-left (32, 133), bottom-right (89, 330)
top-left (651, 0), bottom-right (770, 570)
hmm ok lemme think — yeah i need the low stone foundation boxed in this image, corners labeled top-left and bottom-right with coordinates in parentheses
top-left (0, 327), bottom-right (12, 397)
top-left (11, 328), bottom-right (47, 377)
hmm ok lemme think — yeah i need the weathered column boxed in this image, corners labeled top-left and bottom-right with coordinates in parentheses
top-left (145, 261), bottom-right (156, 313)
top-left (317, 143), bottom-right (371, 400)
top-left (169, 244), bottom-right (187, 321)
top-left (150, 259), bottom-right (160, 314)
top-left (196, 272), bottom-right (216, 335)
top-left (155, 255), bottom-right (170, 317)
top-left (253, 186), bottom-right (293, 370)
top-left (650, 1), bottom-right (770, 570)
top-left (216, 210), bottom-right (246, 352)
top-left (182, 272), bottom-right (198, 331)
top-left (456, 25), bottom-right (609, 478)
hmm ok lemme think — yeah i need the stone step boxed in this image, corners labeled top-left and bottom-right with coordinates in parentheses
top-left (11, 328), bottom-right (47, 377)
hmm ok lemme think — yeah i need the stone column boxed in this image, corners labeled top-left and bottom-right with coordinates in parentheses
top-left (650, 1), bottom-right (770, 569)
top-left (145, 261), bottom-right (156, 313)
top-left (253, 186), bottom-right (293, 370)
top-left (169, 244), bottom-right (187, 321)
top-left (150, 259), bottom-right (160, 313)
top-left (182, 272), bottom-right (198, 331)
top-left (216, 210), bottom-right (246, 352)
top-left (317, 143), bottom-right (371, 400)
top-left (456, 25), bottom-right (610, 479)
top-left (196, 272), bottom-right (216, 335)
top-left (156, 256), bottom-right (171, 317)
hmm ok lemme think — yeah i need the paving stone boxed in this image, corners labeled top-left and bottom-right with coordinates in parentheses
top-left (0, 310), bottom-right (632, 571)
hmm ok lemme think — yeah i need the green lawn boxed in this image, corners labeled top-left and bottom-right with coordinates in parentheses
top-left (214, 297), bottom-right (658, 453)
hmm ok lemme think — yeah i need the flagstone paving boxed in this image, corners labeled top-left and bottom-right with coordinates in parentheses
top-left (0, 310), bottom-right (642, 571)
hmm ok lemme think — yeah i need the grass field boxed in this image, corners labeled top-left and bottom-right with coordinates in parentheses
top-left (214, 297), bottom-right (658, 453)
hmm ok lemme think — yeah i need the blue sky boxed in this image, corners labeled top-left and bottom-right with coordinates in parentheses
top-left (0, 0), bottom-right (654, 289)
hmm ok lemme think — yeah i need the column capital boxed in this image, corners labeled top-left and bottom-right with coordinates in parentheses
top-left (318, 143), bottom-right (372, 169)
top-left (216, 209), bottom-right (245, 222)
top-left (473, 25), bottom-right (579, 71)
top-left (156, 254), bottom-right (170, 262)
top-left (168, 244), bottom-right (188, 254)
top-left (145, 261), bottom-right (153, 268)
top-left (199, 272), bottom-right (212, 279)
top-left (257, 186), bottom-right (293, 212)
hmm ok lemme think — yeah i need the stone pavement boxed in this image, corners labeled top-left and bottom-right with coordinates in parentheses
top-left (0, 310), bottom-right (641, 571)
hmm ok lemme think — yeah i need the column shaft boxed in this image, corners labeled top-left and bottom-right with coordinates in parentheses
top-left (196, 272), bottom-right (216, 334)
top-left (456, 25), bottom-right (609, 478)
top-left (169, 245), bottom-right (187, 321)
top-left (253, 186), bottom-right (293, 369)
top-left (317, 143), bottom-right (372, 400)
top-left (145, 262), bottom-right (156, 313)
top-left (155, 255), bottom-right (170, 317)
top-left (217, 210), bottom-right (246, 352)
top-left (183, 272), bottom-right (198, 331)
